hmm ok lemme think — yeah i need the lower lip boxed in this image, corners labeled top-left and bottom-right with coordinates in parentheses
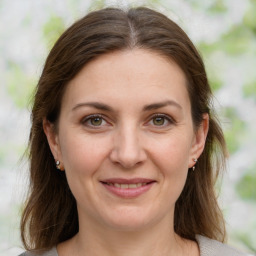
top-left (101, 182), bottom-right (155, 198)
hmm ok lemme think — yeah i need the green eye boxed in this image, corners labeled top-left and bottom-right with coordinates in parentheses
top-left (82, 115), bottom-right (107, 128)
top-left (153, 116), bottom-right (165, 126)
top-left (90, 117), bottom-right (103, 126)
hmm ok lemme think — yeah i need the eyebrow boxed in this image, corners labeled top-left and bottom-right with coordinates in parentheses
top-left (72, 100), bottom-right (182, 112)
top-left (143, 100), bottom-right (182, 111)
top-left (72, 102), bottom-right (114, 112)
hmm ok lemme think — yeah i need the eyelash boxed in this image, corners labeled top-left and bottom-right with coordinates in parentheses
top-left (81, 113), bottom-right (176, 129)
top-left (81, 114), bottom-right (109, 128)
top-left (147, 114), bottom-right (176, 127)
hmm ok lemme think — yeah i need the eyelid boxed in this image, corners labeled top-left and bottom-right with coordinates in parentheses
top-left (146, 113), bottom-right (176, 126)
top-left (151, 113), bottom-right (175, 121)
top-left (81, 114), bottom-right (110, 128)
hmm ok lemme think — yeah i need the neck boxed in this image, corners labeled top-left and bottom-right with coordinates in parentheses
top-left (58, 212), bottom-right (196, 256)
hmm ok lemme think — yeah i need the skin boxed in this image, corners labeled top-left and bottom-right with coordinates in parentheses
top-left (44, 49), bottom-right (209, 256)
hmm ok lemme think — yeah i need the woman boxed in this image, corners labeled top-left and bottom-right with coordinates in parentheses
top-left (19, 7), bottom-right (247, 256)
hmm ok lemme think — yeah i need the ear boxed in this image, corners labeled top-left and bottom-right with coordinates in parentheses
top-left (43, 118), bottom-right (64, 169)
top-left (188, 113), bottom-right (209, 168)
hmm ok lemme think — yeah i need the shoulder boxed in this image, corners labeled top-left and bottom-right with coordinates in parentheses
top-left (18, 247), bottom-right (58, 256)
top-left (196, 235), bottom-right (249, 256)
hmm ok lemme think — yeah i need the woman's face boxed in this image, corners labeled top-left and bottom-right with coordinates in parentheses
top-left (45, 49), bottom-right (208, 231)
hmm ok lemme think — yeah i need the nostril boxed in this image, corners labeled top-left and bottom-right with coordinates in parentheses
top-left (109, 137), bottom-right (147, 169)
top-left (110, 154), bottom-right (144, 169)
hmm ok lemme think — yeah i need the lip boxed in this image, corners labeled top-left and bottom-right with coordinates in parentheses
top-left (100, 178), bottom-right (156, 198)
top-left (101, 178), bottom-right (155, 184)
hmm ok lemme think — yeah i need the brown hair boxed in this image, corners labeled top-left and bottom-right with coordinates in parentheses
top-left (21, 7), bottom-right (227, 251)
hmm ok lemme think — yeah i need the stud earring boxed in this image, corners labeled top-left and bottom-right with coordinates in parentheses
top-left (192, 158), bottom-right (197, 171)
top-left (56, 160), bottom-right (61, 170)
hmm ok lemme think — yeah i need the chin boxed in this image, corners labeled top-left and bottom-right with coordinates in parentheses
top-left (100, 207), bottom-right (161, 232)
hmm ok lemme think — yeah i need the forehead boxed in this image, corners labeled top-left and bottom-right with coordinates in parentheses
top-left (62, 49), bottom-right (190, 111)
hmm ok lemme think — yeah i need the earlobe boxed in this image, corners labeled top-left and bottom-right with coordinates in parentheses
top-left (189, 114), bottom-right (209, 167)
top-left (43, 118), bottom-right (62, 162)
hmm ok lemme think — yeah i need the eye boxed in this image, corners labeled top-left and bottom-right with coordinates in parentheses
top-left (81, 114), bottom-right (108, 128)
top-left (90, 116), bottom-right (103, 126)
top-left (152, 116), bottom-right (166, 126)
top-left (148, 114), bottom-right (175, 127)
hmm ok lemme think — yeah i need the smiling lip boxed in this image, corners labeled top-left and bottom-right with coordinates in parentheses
top-left (100, 178), bottom-right (156, 198)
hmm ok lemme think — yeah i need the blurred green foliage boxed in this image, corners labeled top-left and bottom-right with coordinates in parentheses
top-left (43, 15), bottom-right (66, 50)
top-left (89, 0), bottom-right (107, 11)
top-left (209, 76), bottom-right (222, 92)
top-left (6, 62), bottom-right (35, 109)
top-left (221, 24), bottom-right (254, 55)
top-left (0, 147), bottom-right (5, 165)
top-left (234, 229), bottom-right (256, 253)
top-left (236, 164), bottom-right (256, 201)
top-left (221, 107), bottom-right (246, 154)
top-left (243, 81), bottom-right (256, 100)
top-left (207, 0), bottom-right (227, 13)
top-left (244, 0), bottom-right (256, 34)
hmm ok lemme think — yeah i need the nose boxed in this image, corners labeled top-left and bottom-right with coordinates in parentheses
top-left (109, 126), bottom-right (147, 169)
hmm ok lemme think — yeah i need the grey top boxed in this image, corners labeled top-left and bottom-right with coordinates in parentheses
top-left (19, 235), bottom-right (248, 256)
top-left (196, 235), bottom-right (248, 256)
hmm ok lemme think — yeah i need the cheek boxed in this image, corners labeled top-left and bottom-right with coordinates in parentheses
top-left (151, 133), bottom-right (192, 171)
top-left (150, 133), bottom-right (192, 195)
top-left (59, 131), bottom-right (111, 176)
top-left (58, 132), bottom-right (112, 205)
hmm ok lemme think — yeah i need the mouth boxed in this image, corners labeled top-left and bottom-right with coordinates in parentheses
top-left (103, 182), bottom-right (150, 188)
top-left (100, 178), bottom-right (156, 198)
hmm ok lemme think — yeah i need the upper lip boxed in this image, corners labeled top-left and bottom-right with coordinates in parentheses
top-left (100, 178), bottom-right (155, 184)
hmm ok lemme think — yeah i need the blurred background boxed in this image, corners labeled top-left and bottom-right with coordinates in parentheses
top-left (0, 0), bottom-right (255, 255)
